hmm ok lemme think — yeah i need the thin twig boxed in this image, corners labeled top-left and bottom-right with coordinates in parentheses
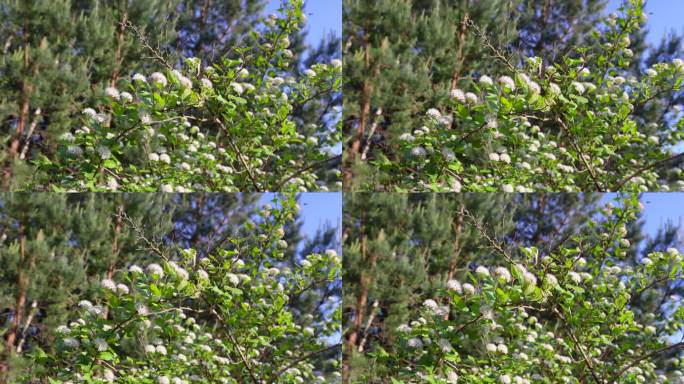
top-left (462, 208), bottom-right (515, 263)
top-left (19, 108), bottom-right (41, 160)
top-left (614, 152), bottom-right (684, 191)
top-left (213, 117), bottom-right (261, 191)
top-left (266, 343), bottom-right (341, 384)
top-left (124, 22), bottom-right (173, 70)
top-left (609, 342), bottom-right (684, 383)
top-left (556, 117), bottom-right (603, 191)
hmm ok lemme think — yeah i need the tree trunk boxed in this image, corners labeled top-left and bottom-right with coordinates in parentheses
top-left (444, 203), bottom-right (465, 319)
top-left (343, 219), bottom-right (378, 383)
top-left (4, 17), bottom-right (31, 187)
top-left (345, 24), bottom-right (378, 187)
top-left (6, 225), bottom-right (27, 352)
top-left (449, 3), bottom-right (470, 93)
top-left (103, 204), bottom-right (124, 320)
top-left (110, 6), bottom-right (129, 87)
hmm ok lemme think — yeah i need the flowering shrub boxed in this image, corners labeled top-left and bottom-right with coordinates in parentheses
top-left (387, 0), bottom-right (684, 192)
top-left (377, 196), bottom-right (684, 383)
top-left (36, 0), bottom-right (342, 192)
top-left (42, 198), bottom-right (342, 383)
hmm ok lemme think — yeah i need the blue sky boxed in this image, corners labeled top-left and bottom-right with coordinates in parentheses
top-left (607, 0), bottom-right (684, 46)
top-left (601, 193), bottom-right (684, 243)
top-left (259, 192), bottom-right (342, 248)
top-left (264, 0), bottom-right (342, 48)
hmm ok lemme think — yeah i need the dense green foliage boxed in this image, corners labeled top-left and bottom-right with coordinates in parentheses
top-left (1, 0), bottom-right (341, 192)
top-left (342, 193), bottom-right (684, 383)
top-left (0, 193), bottom-right (341, 383)
top-left (343, 0), bottom-right (684, 192)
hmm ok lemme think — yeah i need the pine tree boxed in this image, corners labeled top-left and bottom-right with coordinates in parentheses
top-left (0, 0), bottom-right (178, 188)
top-left (342, 0), bottom-right (521, 189)
top-left (341, 193), bottom-right (679, 383)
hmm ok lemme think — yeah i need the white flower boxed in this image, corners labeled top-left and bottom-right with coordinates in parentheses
top-left (304, 68), bottom-right (316, 77)
top-left (230, 82), bottom-right (244, 95)
top-left (94, 338), bottom-right (108, 351)
top-left (494, 267), bottom-right (512, 283)
top-left (579, 67), bottom-right (590, 78)
top-left (132, 73), bottom-right (147, 83)
top-left (129, 265), bottom-right (143, 274)
top-left (135, 302), bottom-right (149, 316)
top-left (146, 263), bottom-right (164, 278)
top-left (498, 76), bottom-right (515, 91)
top-left (527, 81), bottom-right (541, 95)
top-left (423, 299), bottom-right (439, 312)
top-left (499, 153), bottom-right (511, 164)
top-left (549, 82), bottom-right (561, 96)
top-left (642, 257), bottom-right (653, 266)
top-left (63, 337), bottom-right (79, 347)
top-left (237, 68), bottom-right (249, 78)
top-left (502, 184), bottom-right (514, 193)
top-left (156, 345), bottom-right (167, 355)
top-left (178, 75), bottom-right (193, 89)
top-left (227, 273), bottom-right (240, 286)
top-left (486, 343), bottom-right (497, 353)
top-left (479, 75), bottom-right (493, 86)
top-left (159, 153), bottom-right (171, 164)
top-left (105, 87), bottom-right (120, 100)
top-left (150, 72), bottom-right (168, 87)
top-left (145, 344), bottom-right (156, 353)
top-left (571, 81), bottom-right (585, 94)
top-left (446, 370), bottom-right (459, 383)
top-left (438, 338), bottom-right (452, 353)
top-left (450, 88), bottom-right (466, 102)
top-left (489, 153), bottom-right (500, 162)
top-left (148, 153), bottom-right (160, 162)
top-left (82, 108), bottom-right (97, 117)
top-left (462, 283), bottom-right (476, 295)
top-left (497, 344), bottom-right (508, 354)
top-left (645, 325), bottom-right (656, 335)
top-left (78, 300), bottom-right (93, 309)
top-left (545, 273), bottom-right (558, 288)
top-left (426, 108), bottom-right (442, 119)
top-left (500, 374), bottom-right (512, 384)
top-left (465, 92), bottom-right (479, 104)
top-left (197, 269), bottom-right (209, 280)
top-left (523, 271), bottom-right (537, 285)
top-left (446, 279), bottom-right (462, 293)
top-left (331, 59), bottom-right (342, 68)
top-left (673, 58), bottom-right (684, 69)
top-left (399, 133), bottom-right (415, 142)
top-left (103, 369), bottom-right (115, 382)
top-left (568, 272), bottom-right (581, 284)
top-left (646, 68), bottom-right (658, 78)
top-left (450, 178), bottom-right (462, 192)
top-left (407, 338), bottom-right (423, 348)
top-left (411, 146), bottom-right (427, 157)
top-left (200, 78), bottom-right (213, 88)
top-left (101, 279), bottom-right (117, 292)
top-left (120, 92), bottom-right (133, 103)
top-left (158, 376), bottom-right (171, 384)
top-left (475, 266), bottom-right (490, 278)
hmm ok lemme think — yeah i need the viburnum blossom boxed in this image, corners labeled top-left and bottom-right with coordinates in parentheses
top-left (385, 196), bottom-right (684, 383)
top-left (46, 196), bottom-right (341, 384)
top-left (38, 0), bottom-right (341, 192)
top-left (381, 0), bottom-right (684, 192)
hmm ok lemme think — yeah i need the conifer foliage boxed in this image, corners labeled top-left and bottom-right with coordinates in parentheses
top-left (0, 194), bottom-right (342, 384)
top-left (342, 193), bottom-right (684, 383)
top-left (343, 0), bottom-right (684, 192)
top-left (1, 0), bottom-right (342, 192)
